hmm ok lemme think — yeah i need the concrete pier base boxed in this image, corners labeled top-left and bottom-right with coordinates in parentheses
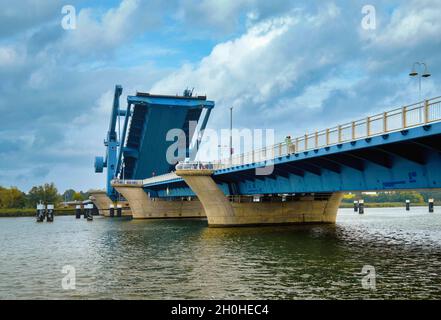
top-left (89, 190), bottom-right (113, 216)
top-left (89, 190), bottom-right (131, 217)
top-left (176, 169), bottom-right (343, 227)
top-left (113, 184), bottom-right (205, 219)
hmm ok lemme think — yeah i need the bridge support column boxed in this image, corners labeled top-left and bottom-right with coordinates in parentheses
top-left (176, 169), bottom-right (343, 227)
top-left (89, 191), bottom-right (132, 217)
top-left (113, 184), bottom-right (205, 219)
top-left (89, 191), bottom-right (113, 216)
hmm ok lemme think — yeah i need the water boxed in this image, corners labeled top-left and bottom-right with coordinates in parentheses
top-left (0, 207), bottom-right (441, 300)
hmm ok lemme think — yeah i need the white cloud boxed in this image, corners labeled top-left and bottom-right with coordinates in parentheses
top-left (0, 46), bottom-right (21, 67)
top-left (366, 0), bottom-right (441, 49)
top-left (174, 0), bottom-right (248, 33)
top-left (150, 5), bottom-right (346, 131)
top-left (151, 15), bottom-right (297, 103)
top-left (62, 0), bottom-right (142, 55)
top-left (2, 0), bottom-right (441, 191)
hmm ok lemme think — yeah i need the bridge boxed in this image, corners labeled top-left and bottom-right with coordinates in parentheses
top-left (90, 85), bottom-right (214, 216)
top-left (110, 96), bottom-right (441, 227)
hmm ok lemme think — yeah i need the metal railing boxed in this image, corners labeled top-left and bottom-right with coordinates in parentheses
top-left (142, 172), bottom-right (180, 185)
top-left (184, 96), bottom-right (441, 171)
top-left (117, 96), bottom-right (441, 179)
top-left (175, 162), bottom-right (223, 171)
top-left (111, 179), bottom-right (144, 186)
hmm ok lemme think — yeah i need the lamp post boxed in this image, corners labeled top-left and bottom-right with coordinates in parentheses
top-left (409, 62), bottom-right (431, 101)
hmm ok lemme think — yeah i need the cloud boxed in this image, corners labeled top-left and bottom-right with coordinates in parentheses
top-left (0, 46), bottom-right (20, 67)
top-left (0, 0), bottom-right (61, 38)
top-left (151, 3), bottom-right (357, 132)
top-left (1, 0), bottom-right (441, 192)
top-left (151, 0), bottom-right (441, 143)
top-left (62, 0), bottom-right (142, 56)
top-left (367, 0), bottom-right (441, 50)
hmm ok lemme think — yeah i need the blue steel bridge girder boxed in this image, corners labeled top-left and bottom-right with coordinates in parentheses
top-left (271, 167), bottom-right (292, 179)
top-left (307, 158), bottom-right (341, 174)
top-left (325, 153), bottom-right (365, 171)
top-left (145, 122), bottom-right (441, 198)
top-left (375, 142), bottom-right (428, 165)
top-left (95, 85), bottom-right (123, 199)
top-left (411, 140), bottom-right (441, 154)
top-left (95, 85), bottom-right (215, 200)
top-left (285, 162), bottom-right (322, 176)
top-left (345, 148), bottom-right (393, 169)
top-left (122, 93), bottom-right (214, 180)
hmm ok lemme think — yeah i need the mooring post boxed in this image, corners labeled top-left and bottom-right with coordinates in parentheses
top-left (75, 205), bottom-right (81, 219)
top-left (117, 204), bottom-right (122, 217)
top-left (86, 204), bottom-right (94, 221)
top-left (358, 199), bottom-right (365, 214)
top-left (406, 199), bottom-right (410, 211)
top-left (429, 199), bottom-right (434, 213)
top-left (46, 204), bottom-right (54, 222)
top-left (109, 204), bottom-right (115, 217)
top-left (354, 200), bottom-right (359, 212)
top-left (36, 203), bottom-right (45, 222)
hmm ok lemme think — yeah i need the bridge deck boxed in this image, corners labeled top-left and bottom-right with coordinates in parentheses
top-left (121, 93), bottom-right (214, 180)
top-left (113, 96), bottom-right (441, 196)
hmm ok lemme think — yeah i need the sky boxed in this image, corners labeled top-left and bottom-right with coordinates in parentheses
top-left (0, 0), bottom-right (440, 193)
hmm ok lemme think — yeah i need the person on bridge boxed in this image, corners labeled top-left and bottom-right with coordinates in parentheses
top-left (285, 136), bottom-right (295, 154)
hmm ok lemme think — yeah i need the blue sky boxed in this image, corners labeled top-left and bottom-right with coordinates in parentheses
top-left (0, 0), bottom-right (440, 193)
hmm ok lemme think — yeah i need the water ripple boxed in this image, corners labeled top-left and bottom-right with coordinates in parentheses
top-left (0, 207), bottom-right (441, 299)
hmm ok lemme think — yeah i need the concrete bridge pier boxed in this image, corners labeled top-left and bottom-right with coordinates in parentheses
top-left (89, 191), bottom-right (114, 216)
top-left (176, 169), bottom-right (343, 227)
top-left (112, 183), bottom-right (205, 219)
top-left (89, 190), bottom-right (131, 217)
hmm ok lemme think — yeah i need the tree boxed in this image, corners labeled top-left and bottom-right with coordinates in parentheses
top-left (72, 192), bottom-right (84, 201)
top-left (62, 189), bottom-right (76, 202)
top-left (0, 186), bottom-right (26, 209)
top-left (27, 183), bottom-right (61, 207)
top-left (8, 187), bottom-right (27, 208)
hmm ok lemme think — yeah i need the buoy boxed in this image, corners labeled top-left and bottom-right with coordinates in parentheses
top-left (358, 199), bottom-right (365, 214)
top-left (354, 200), bottom-right (359, 212)
top-left (75, 205), bottom-right (81, 219)
top-left (117, 204), bottom-right (122, 217)
top-left (46, 204), bottom-right (54, 222)
top-left (109, 204), bottom-right (115, 217)
top-left (406, 199), bottom-right (410, 211)
top-left (429, 199), bottom-right (434, 213)
top-left (36, 203), bottom-right (45, 222)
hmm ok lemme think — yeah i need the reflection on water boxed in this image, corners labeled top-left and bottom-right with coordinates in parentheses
top-left (0, 207), bottom-right (441, 299)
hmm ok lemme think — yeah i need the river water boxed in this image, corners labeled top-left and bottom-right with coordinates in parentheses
top-left (0, 207), bottom-right (440, 300)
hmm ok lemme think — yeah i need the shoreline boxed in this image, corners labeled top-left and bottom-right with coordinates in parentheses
top-left (339, 202), bottom-right (429, 208)
top-left (0, 209), bottom-right (76, 218)
top-left (1, 203), bottom-right (435, 217)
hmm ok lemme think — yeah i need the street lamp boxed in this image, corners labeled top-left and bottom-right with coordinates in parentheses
top-left (409, 62), bottom-right (431, 101)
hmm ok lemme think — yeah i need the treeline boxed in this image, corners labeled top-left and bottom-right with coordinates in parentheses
top-left (342, 191), bottom-right (441, 204)
top-left (0, 183), bottom-right (90, 209)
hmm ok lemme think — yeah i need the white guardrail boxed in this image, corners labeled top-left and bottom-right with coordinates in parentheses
top-left (113, 96), bottom-right (441, 183)
top-left (112, 173), bottom-right (181, 186)
top-left (175, 162), bottom-right (223, 170)
top-left (111, 179), bottom-right (143, 186)
top-left (208, 96), bottom-right (441, 170)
